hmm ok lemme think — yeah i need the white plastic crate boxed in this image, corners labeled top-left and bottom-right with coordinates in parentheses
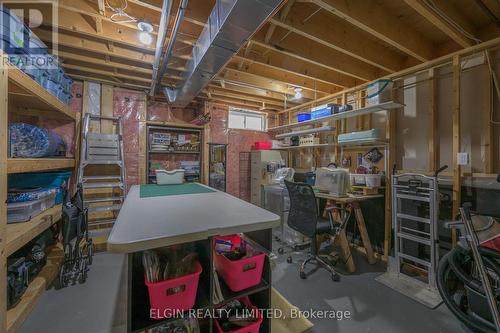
top-left (366, 79), bottom-right (393, 106)
top-left (155, 169), bottom-right (185, 185)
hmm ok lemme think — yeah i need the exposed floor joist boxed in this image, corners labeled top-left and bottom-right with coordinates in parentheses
top-left (403, 0), bottom-right (473, 48)
top-left (309, 0), bottom-right (435, 62)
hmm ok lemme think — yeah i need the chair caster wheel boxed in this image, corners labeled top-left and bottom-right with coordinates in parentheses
top-left (300, 271), bottom-right (307, 279)
top-left (278, 247), bottom-right (284, 255)
top-left (286, 256), bottom-right (292, 263)
top-left (332, 273), bottom-right (340, 282)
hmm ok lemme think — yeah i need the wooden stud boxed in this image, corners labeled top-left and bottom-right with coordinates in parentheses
top-left (452, 55), bottom-right (461, 244)
top-left (484, 61), bottom-right (493, 173)
top-left (384, 84), bottom-right (399, 258)
top-left (428, 68), bottom-right (439, 172)
top-left (100, 85), bottom-right (115, 133)
top-left (138, 93), bottom-right (147, 184)
top-left (0, 63), bottom-right (8, 333)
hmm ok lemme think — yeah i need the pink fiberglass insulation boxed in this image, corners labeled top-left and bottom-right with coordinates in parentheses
top-left (148, 101), bottom-right (200, 124)
top-left (113, 88), bottom-right (146, 189)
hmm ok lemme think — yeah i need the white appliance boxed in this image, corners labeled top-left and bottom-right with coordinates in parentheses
top-left (315, 167), bottom-right (350, 197)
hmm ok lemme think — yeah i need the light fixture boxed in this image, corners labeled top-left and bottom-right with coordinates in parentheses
top-left (137, 20), bottom-right (154, 33)
top-left (294, 87), bottom-right (303, 99)
top-left (139, 32), bottom-right (153, 45)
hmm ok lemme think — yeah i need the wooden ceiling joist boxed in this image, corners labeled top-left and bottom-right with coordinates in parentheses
top-left (205, 88), bottom-right (287, 108)
top-left (310, 0), bottom-right (435, 62)
top-left (270, 5), bottom-right (407, 73)
top-left (403, 0), bottom-right (473, 48)
top-left (57, 51), bottom-right (152, 76)
top-left (199, 94), bottom-right (282, 112)
top-left (265, 0), bottom-right (296, 43)
top-left (257, 30), bottom-right (381, 81)
top-left (249, 39), bottom-right (363, 87)
top-left (207, 84), bottom-right (294, 104)
top-left (221, 68), bottom-right (318, 101)
top-left (229, 58), bottom-right (338, 94)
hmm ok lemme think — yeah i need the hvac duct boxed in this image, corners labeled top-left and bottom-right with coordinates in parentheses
top-left (164, 0), bottom-right (284, 107)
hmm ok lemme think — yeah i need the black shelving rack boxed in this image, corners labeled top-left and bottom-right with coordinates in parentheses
top-left (146, 124), bottom-right (203, 184)
top-left (128, 229), bottom-right (273, 333)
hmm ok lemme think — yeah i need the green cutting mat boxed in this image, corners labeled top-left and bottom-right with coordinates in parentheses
top-left (140, 183), bottom-right (215, 198)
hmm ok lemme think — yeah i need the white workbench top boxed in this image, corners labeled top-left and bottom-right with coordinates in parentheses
top-left (107, 184), bottom-right (280, 253)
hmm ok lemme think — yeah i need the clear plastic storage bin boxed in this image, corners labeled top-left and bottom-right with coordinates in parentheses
top-left (7, 191), bottom-right (56, 223)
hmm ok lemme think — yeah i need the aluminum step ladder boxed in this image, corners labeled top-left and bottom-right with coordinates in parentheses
top-left (77, 113), bottom-right (126, 232)
top-left (376, 166), bottom-right (448, 309)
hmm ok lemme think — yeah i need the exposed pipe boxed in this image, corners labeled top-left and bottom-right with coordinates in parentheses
top-left (150, 0), bottom-right (173, 96)
top-left (154, 0), bottom-right (189, 96)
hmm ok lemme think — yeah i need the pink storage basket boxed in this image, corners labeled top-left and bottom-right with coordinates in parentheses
top-left (214, 235), bottom-right (265, 292)
top-left (144, 261), bottom-right (202, 320)
top-left (214, 296), bottom-right (263, 333)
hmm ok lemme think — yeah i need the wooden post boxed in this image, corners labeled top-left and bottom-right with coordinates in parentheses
top-left (100, 84), bottom-right (114, 133)
top-left (452, 55), bottom-right (461, 245)
top-left (202, 102), bottom-right (211, 185)
top-left (384, 83), bottom-right (399, 259)
top-left (428, 68), bottom-right (439, 172)
top-left (138, 93), bottom-right (147, 184)
top-left (484, 62), bottom-right (493, 174)
top-left (0, 64), bottom-right (8, 333)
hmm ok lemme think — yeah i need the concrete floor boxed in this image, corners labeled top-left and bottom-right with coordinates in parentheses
top-left (19, 250), bottom-right (467, 333)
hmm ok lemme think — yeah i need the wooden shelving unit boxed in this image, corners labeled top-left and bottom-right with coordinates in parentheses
top-left (271, 143), bottom-right (334, 150)
top-left (7, 158), bottom-right (76, 174)
top-left (6, 205), bottom-right (62, 256)
top-left (269, 101), bottom-right (404, 131)
top-left (0, 52), bottom-right (80, 332)
top-left (6, 246), bottom-right (64, 333)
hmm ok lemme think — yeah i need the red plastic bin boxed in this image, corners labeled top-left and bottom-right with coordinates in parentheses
top-left (144, 261), bottom-right (202, 320)
top-left (214, 235), bottom-right (266, 292)
top-left (253, 141), bottom-right (272, 150)
top-left (214, 296), bottom-right (263, 333)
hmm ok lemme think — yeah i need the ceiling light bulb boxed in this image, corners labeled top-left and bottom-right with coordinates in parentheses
top-left (139, 32), bottom-right (153, 45)
top-left (137, 20), bottom-right (154, 33)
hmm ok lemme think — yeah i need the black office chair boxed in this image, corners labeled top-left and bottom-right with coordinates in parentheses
top-left (284, 180), bottom-right (351, 282)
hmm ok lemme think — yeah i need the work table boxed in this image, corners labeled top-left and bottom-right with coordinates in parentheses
top-left (108, 184), bottom-right (280, 253)
top-left (107, 183), bottom-right (280, 332)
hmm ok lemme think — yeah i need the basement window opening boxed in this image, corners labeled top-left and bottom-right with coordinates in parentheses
top-left (228, 108), bottom-right (267, 131)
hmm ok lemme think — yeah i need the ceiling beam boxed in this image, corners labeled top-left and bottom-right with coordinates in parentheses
top-left (67, 73), bottom-right (149, 90)
top-left (265, 0), bottom-right (296, 43)
top-left (221, 68), bottom-right (316, 101)
top-left (228, 58), bottom-right (335, 95)
top-left (249, 39), bottom-right (363, 87)
top-left (255, 29), bottom-right (381, 81)
top-left (205, 87), bottom-right (287, 108)
top-left (34, 28), bottom-right (156, 64)
top-left (270, 5), bottom-right (407, 73)
top-left (199, 94), bottom-right (282, 111)
top-left (207, 83), bottom-right (295, 104)
top-left (403, 0), bottom-right (472, 48)
top-left (57, 51), bottom-right (152, 75)
top-left (310, 0), bottom-right (435, 62)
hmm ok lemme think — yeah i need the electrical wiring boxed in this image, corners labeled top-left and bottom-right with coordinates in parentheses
top-left (105, 0), bottom-right (138, 23)
top-left (422, 0), bottom-right (483, 44)
top-left (484, 50), bottom-right (500, 125)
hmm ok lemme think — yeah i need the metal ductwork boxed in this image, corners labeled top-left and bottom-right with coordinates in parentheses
top-left (164, 0), bottom-right (285, 107)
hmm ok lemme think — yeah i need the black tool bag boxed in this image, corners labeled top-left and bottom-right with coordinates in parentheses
top-left (6, 229), bottom-right (51, 309)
